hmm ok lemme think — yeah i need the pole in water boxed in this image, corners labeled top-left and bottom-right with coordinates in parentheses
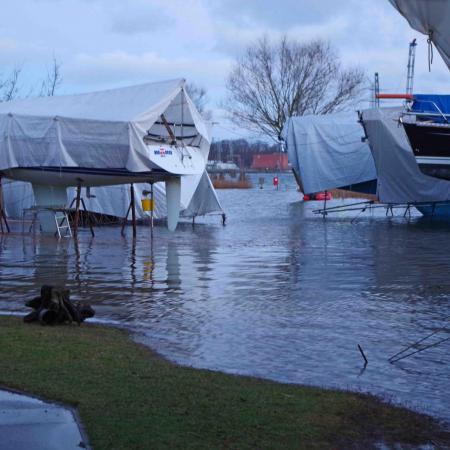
top-left (150, 183), bottom-right (154, 237)
top-left (130, 183), bottom-right (136, 238)
top-left (81, 198), bottom-right (95, 237)
top-left (73, 183), bottom-right (82, 238)
top-left (0, 177), bottom-right (10, 233)
top-left (121, 203), bottom-right (131, 237)
top-left (358, 344), bottom-right (368, 365)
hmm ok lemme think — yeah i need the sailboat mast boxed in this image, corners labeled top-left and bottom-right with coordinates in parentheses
top-left (181, 87), bottom-right (184, 142)
top-left (406, 39), bottom-right (417, 96)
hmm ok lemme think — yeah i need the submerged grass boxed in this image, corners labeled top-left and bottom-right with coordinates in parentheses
top-left (0, 316), bottom-right (448, 449)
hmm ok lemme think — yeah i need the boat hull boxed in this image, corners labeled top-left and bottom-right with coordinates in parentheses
top-left (403, 121), bottom-right (450, 180)
top-left (1, 167), bottom-right (172, 187)
top-left (416, 203), bottom-right (450, 218)
top-left (1, 167), bottom-right (184, 232)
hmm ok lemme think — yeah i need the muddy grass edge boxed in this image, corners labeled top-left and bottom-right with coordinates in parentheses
top-left (0, 315), bottom-right (449, 449)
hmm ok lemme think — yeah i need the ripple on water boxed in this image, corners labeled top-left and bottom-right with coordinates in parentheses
top-left (0, 173), bottom-right (449, 422)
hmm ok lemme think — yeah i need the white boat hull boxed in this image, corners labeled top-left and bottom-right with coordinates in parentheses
top-left (3, 167), bottom-right (185, 232)
top-left (2, 167), bottom-right (171, 187)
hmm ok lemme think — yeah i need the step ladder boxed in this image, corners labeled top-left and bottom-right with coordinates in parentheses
top-left (54, 211), bottom-right (72, 238)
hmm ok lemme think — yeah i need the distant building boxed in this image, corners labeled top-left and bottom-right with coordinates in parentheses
top-left (251, 153), bottom-right (289, 170)
top-left (206, 160), bottom-right (239, 172)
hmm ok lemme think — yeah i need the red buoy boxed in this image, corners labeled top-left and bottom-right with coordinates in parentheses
top-left (315, 191), bottom-right (332, 201)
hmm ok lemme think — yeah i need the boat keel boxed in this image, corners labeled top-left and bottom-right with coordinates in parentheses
top-left (165, 177), bottom-right (181, 231)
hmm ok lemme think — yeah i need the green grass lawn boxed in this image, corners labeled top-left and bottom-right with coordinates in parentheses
top-left (0, 316), bottom-right (448, 449)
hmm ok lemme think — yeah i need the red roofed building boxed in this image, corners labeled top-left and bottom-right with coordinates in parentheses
top-left (251, 153), bottom-right (289, 170)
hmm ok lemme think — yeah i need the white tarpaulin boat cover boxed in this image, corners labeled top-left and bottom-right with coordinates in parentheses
top-left (389, 0), bottom-right (450, 70)
top-left (0, 78), bottom-right (224, 220)
top-left (3, 171), bottom-right (223, 220)
top-left (361, 107), bottom-right (450, 203)
top-left (281, 112), bottom-right (377, 194)
top-left (0, 78), bottom-right (209, 175)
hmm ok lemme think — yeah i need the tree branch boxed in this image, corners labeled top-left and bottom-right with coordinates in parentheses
top-left (225, 36), bottom-right (366, 141)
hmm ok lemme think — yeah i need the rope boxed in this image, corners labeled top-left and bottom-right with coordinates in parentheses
top-left (427, 31), bottom-right (434, 72)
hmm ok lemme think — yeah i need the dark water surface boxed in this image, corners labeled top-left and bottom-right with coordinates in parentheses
top-left (1, 173), bottom-right (449, 422)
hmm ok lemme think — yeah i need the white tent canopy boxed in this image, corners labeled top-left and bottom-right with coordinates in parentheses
top-left (389, 0), bottom-right (450, 70)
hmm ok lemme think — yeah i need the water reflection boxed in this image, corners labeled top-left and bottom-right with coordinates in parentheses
top-left (0, 175), bottom-right (449, 422)
top-left (166, 242), bottom-right (181, 291)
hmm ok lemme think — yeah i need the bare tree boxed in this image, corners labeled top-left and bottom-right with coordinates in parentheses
top-left (0, 58), bottom-right (62, 102)
top-left (185, 82), bottom-right (207, 113)
top-left (225, 36), bottom-right (366, 141)
top-left (0, 66), bottom-right (22, 102)
top-left (40, 57), bottom-right (62, 97)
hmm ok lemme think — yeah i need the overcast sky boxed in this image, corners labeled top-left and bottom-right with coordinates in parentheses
top-left (1, 0), bottom-right (449, 139)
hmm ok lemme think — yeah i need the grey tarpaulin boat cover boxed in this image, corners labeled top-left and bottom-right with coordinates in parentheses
top-left (281, 112), bottom-right (377, 194)
top-left (389, 0), bottom-right (450, 70)
top-left (283, 109), bottom-right (450, 204)
top-left (361, 107), bottom-right (450, 203)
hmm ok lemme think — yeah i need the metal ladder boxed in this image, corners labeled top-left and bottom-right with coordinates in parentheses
top-left (54, 211), bottom-right (72, 238)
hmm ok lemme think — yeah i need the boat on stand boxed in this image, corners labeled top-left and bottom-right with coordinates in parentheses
top-left (401, 95), bottom-right (450, 180)
top-left (0, 79), bottom-right (211, 232)
top-left (388, 0), bottom-right (450, 180)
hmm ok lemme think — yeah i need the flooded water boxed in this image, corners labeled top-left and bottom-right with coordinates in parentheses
top-left (1, 172), bottom-right (449, 422)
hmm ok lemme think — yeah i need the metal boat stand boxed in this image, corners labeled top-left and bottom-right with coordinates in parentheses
top-left (22, 206), bottom-right (72, 238)
top-left (141, 183), bottom-right (155, 237)
top-left (313, 199), bottom-right (450, 221)
top-left (0, 177), bottom-right (10, 234)
top-left (403, 203), bottom-right (412, 218)
top-left (67, 184), bottom-right (95, 237)
top-left (389, 318), bottom-right (450, 364)
top-left (150, 183), bottom-right (154, 237)
top-left (121, 183), bottom-right (137, 238)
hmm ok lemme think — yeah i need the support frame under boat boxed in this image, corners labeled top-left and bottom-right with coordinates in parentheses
top-left (312, 199), bottom-right (450, 220)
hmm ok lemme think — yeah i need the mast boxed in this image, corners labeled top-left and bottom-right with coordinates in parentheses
top-left (181, 86), bottom-right (184, 142)
top-left (374, 73), bottom-right (380, 108)
top-left (406, 39), bottom-right (417, 96)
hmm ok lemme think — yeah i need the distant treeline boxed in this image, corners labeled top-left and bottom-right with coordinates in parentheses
top-left (210, 139), bottom-right (280, 168)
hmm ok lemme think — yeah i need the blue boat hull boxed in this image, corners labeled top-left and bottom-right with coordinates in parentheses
top-left (416, 203), bottom-right (450, 218)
